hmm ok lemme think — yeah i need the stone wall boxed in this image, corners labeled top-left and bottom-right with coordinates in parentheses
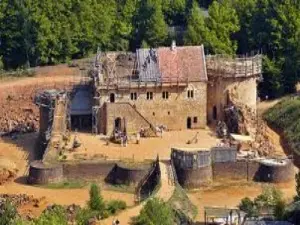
top-left (28, 161), bottom-right (63, 185)
top-left (106, 163), bottom-right (151, 186)
top-left (136, 158), bottom-right (161, 202)
top-left (176, 166), bottom-right (212, 188)
top-left (63, 161), bottom-right (115, 180)
top-left (207, 77), bottom-right (257, 123)
top-left (98, 82), bottom-right (207, 134)
top-left (257, 161), bottom-right (294, 183)
top-left (171, 148), bottom-right (293, 188)
top-left (212, 160), bottom-right (260, 181)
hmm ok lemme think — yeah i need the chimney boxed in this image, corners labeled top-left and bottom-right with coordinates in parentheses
top-left (171, 40), bottom-right (176, 51)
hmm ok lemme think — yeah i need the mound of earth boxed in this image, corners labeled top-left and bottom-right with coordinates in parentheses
top-left (0, 158), bottom-right (18, 185)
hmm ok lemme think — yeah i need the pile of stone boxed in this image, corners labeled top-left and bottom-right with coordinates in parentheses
top-left (0, 168), bottom-right (16, 185)
top-left (251, 120), bottom-right (277, 156)
top-left (0, 83), bottom-right (73, 136)
top-left (0, 194), bottom-right (41, 207)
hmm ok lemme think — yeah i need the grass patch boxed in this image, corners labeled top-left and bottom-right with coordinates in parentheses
top-left (263, 96), bottom-right (300, 155)
top-left (39, 180), bottom-right (87, 189)
top-left (0, 68), bottom-right (35, 79)
top-left (168, 184), bottom-right (198, 220)
top-left (103, 184), bottom-right (135, 194)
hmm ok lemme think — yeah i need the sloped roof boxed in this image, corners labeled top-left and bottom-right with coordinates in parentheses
top-left (157, 45), bottom-right (207, 83)
top-left (136, 48), bottom-right (161, 82)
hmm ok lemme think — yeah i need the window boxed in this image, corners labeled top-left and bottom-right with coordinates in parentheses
top-left (187, 90), bottom-right (194, 99)
top-left (153, 112), bottom-right (155, 116)
top-left (168, 111), bottom-right (170, 115)
top-left (110, 93), bottom-right (115, 103)
top-left (147, 92), bottom-right (153, 100)
top-left (193, 117), bottom-right (198, 123)
top-left (130, 92), bottom-right (137, 100)
top-left (162, 91), bottom-right (169, 99)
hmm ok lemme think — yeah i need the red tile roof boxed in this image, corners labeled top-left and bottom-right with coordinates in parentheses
top-left (157, 45), bottom-right (207, 83)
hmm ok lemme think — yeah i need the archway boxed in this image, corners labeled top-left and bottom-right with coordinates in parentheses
top-left (213, 106), bottom-right (217, 120)
top-left (187, 117), bottom-right (192, 129)
top-left (114, 117), bottom-right (122, 131)
top-left (110, 93), bottom-right (115, 103)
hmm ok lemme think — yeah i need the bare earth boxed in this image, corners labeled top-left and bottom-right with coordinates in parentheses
top-left (68, 128), bottom-right (219, 162)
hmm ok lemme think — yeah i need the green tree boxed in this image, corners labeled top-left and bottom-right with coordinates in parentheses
top-left (132, 198), bottom-right (175, 225)
top-left (238, 197), bottom-right (258, 217)
top-left (231, 0), bottom-right (258, 54)
top-left (254, 186), bottom-right (283, 210)
top-left (75, 207), bottom-right (98, 225)
top-left (184, 1), bottom-right (208, 46)
top-left (274, 199), bottom-right (286, 220)
top-left (88, 183), bottom-right (105, 212)
top-left (205, 0), bottom-right (240, 54)
top-left (0, 200), bottom-right (18, 225)
top-left (135, 0), bottom-right (168, 48)
top-left (111, 0), bottom-right (137, 51)
top-left (35, 205), bottom-right (68, 225)
top-left (162, 0), bottom-right (186, 26)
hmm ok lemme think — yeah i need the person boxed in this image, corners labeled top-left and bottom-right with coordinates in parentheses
top-left (124, 135), bottom-right (128, 147)
top-left (120, 133), bottom-right (124, 147)
top-left (136, 132), bottom-right (140, 144)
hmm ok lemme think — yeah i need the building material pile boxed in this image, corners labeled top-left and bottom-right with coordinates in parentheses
top-left (225, 94), bottom-right (276, 156)
top-left (0, 168), bottom-right (16, 185)
top-left (0, 194), bottom-right (41, 207)
top-left (0, 158), bottom-right (18, 185)
top-left (251, 119), bottom-right (277, 156)
top-left (0, 84), bottom-right (72, 136)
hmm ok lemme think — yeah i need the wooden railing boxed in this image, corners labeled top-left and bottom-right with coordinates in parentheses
top-left (135, 156), bottom-right (161, 203)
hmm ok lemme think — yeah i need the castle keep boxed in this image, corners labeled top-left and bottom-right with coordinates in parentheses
top-left (90, 44), bottom-right (262, 135)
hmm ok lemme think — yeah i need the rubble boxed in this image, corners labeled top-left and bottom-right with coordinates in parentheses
top-left (223, 92), bottom-right (276, 156)
top-left (0, 168), bottom-right (17, 185)
top-left (0, 83), bottom-right (73, 136)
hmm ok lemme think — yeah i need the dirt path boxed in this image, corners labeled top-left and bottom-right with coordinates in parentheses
top-left (100, 162), bottom-right (175, 225)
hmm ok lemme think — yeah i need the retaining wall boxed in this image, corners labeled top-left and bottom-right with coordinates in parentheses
top-left (257, 160), bottom-right (294, 183)
top-left (106, 163), bottom-right (152, 186)
top-left (136, 158), bottom-right (161, 202)
top-left (176, 166), bottom-right (212, 188)
top-left (28, 160), bottom-right (152, 185)
top-left (171, 148), bottom-right (294, 189)
top-left (63, 161), bottom-right (115, 180)
top-left (28, 161), bottom-right (63, 185)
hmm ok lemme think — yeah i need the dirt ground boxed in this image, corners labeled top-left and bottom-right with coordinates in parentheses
top-left (0, 133), bottom-right (135, 216)
top-left (67, 128), bottom-right (219, 162)
top-left (189, 179), bottom-right (297, 222)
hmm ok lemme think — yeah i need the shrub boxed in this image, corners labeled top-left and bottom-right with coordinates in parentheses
top-left (274, 199), bottom-right (286, 220)
top-left (35, 204), bottom-right (68, 225)
top-left (238, 197), bottom-right (258, 217)
top-left (0, 200), bottom-right (18, 225)
top-left (132, 198), bottom-right (175, 225)
top-left (106, 200), bottom-right (127, 215)
top-left (254, 186), bottom-right (283, 209)
top-left (88, 183), bottom-right (105, 212)
top-left (76, 208), bottom-right (98, 225)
